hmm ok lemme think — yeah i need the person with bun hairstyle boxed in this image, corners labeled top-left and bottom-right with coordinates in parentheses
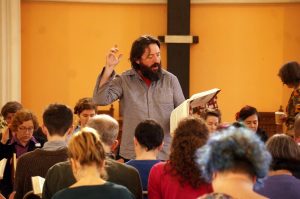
top-left (52, 128), bottom-right (134, 199)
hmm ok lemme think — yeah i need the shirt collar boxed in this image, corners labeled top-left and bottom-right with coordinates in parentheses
top-left (9, 136), bottom-right (38, 146)
top-left (42, 140), bottom-right (67, 151)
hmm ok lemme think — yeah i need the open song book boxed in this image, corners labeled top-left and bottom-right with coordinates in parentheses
top-left (170, 88), bottom-right (221, 135)
top-left (0, 158), bottom-right (7, 180)
top-left (31, 176), bottom-right (45, 196)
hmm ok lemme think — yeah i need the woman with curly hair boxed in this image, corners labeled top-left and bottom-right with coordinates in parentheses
top-left (148, 117), bottom-right (212, 199)
top-left (0, 109), bottom-right (41, 198)
top-left (255, 134), bottom-right (300, 199)
top-left (278, 61), bottom-right (300, 135)
top-left (196, 126), bottom-right (271, 199)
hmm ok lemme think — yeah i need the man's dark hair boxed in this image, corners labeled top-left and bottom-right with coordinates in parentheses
top-left (1, 101), bottom-right (23, 119)
top-left (278, 61), bottom-right (300, 86)
top-left (43, 104), bottom-right (73, 136)
top-left (130, 35), bottom-right (160, 70)
top-left (134, 119), bottom-right (164, 151)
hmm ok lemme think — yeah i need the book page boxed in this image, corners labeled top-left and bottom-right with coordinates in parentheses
top-left (170, 88), bottom-right (221, 135)
top-left (170, 100), bottom-right (189, 136)
top-left (189, 88), bottom-right (220, 109)
top-left (32, 176), bottom-right (45, 196)
top-left (0, 158), bottom-right (7, 179)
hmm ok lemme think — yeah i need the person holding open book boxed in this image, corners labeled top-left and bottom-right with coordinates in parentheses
top-left (0, 109), bottom-right (41, 198)
top-left (93, 35), bottom-right (185, 161)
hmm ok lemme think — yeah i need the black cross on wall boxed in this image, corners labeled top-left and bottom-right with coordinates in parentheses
top-left (158, 0), bottom-right (198, 99)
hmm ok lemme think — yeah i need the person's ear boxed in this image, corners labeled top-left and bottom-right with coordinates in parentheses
top-left (65, 125), bottom-right (74, 136)
top-left (158, 142), bottom-right (164, 151)
top-left (41, 124), bottom-right (49, 136)
top-left (133, 137), bottom-right (138, 146)
top-left (111, 140), bottom-right (119, 152)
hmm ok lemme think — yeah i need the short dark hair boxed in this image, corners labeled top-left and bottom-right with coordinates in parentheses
top-left (202, 108), bottom-right (221, 122)
top-left (74, 97), bottom-right (97, 115)
top-left (278, 61), bottom-right (300, 86)
top-left (236, 105), bottom-right (258, 121)
top-left (43, 104), bottom-right (73, 136)
top-left (134, 119), bottom-right (164, 151)
top-left (130, 35), bottom-right (160, 70)
top-left (1, 101), bottom-right (23, 119)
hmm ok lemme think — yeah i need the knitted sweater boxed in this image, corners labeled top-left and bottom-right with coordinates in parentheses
top-left (14, 148), bottom-right (68, 199)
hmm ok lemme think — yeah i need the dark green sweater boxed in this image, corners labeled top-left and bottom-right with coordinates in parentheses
top-left (52, 182), bottom-right (134, 199)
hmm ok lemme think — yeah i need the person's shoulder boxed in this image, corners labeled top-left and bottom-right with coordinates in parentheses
top-left (104, 182), bottom-right (135, 198)
top-left (18, 148), bottom-right (41, 161)
top-left (152, 161), bottom-right (165, 168)
top-left (52, 188), bottom-right (70, 199)
top-left (107, 158), bottom-right (137, 171)
top-left (48, 160), bottom-right (71, 172)
top-left (120, 68), bottom-right (136, 76)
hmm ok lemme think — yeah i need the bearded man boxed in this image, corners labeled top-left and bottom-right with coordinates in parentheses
top-left (93, 35), bottom-right (185, 161)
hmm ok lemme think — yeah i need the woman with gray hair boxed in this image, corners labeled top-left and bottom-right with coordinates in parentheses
top-left (255, 134), bottom-right (300, 199)
top-left (196, 126), bottom-right (271, 199)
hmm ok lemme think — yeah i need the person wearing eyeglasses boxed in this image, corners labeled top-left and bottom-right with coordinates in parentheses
top-left (0, 109), bottom-right (41, 198)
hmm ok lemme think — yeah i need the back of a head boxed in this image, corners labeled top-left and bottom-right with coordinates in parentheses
top-left (1, 101), bottom-right (23, 119)
top-left (134, 119), bottom-right (164, 151)
top-left (68, 127), bottom-right (105, 167)
top-left (266, 134), bottom-right (300, 171)
top-left (43, 104), bottom-right (73, 136)
top-left (86, 114), bottom-right (119, 146)
top-left (236, 105), bottom-right (258, 121)
top-left (130, 35), bottom-right (160, 70)
top-left (278, 61), bottom-right (300, 85)
top-left (168, 116), bottom-right (209, 188)
top-left (196, 126), bottom-right (271, 182)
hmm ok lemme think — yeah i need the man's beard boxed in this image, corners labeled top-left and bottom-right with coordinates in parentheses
top-left (139, 62), bottom-right (162, 81)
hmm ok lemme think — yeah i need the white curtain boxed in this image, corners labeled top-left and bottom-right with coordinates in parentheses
top-left (0, 0), bottom-right (21, 107)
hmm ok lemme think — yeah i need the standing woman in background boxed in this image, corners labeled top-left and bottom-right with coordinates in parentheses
top-left (236, 105), bottom-right (269, 142)
top-left (278, 61), bottom-right (300, 136)
top-left (52, 128), bottom-right (134, 199)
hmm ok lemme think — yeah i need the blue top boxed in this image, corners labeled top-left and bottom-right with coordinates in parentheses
top-left (255, 174), bottom-right (300, 199)
top-left (126, 160), bottom-right (160, 191)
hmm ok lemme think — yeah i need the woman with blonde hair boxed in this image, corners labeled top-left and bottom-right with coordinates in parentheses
top-left (52, 128), bottom-right (134, 199)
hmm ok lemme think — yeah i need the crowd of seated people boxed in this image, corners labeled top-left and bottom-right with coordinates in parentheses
top-left (0, 98), bottom-right (299, 199)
